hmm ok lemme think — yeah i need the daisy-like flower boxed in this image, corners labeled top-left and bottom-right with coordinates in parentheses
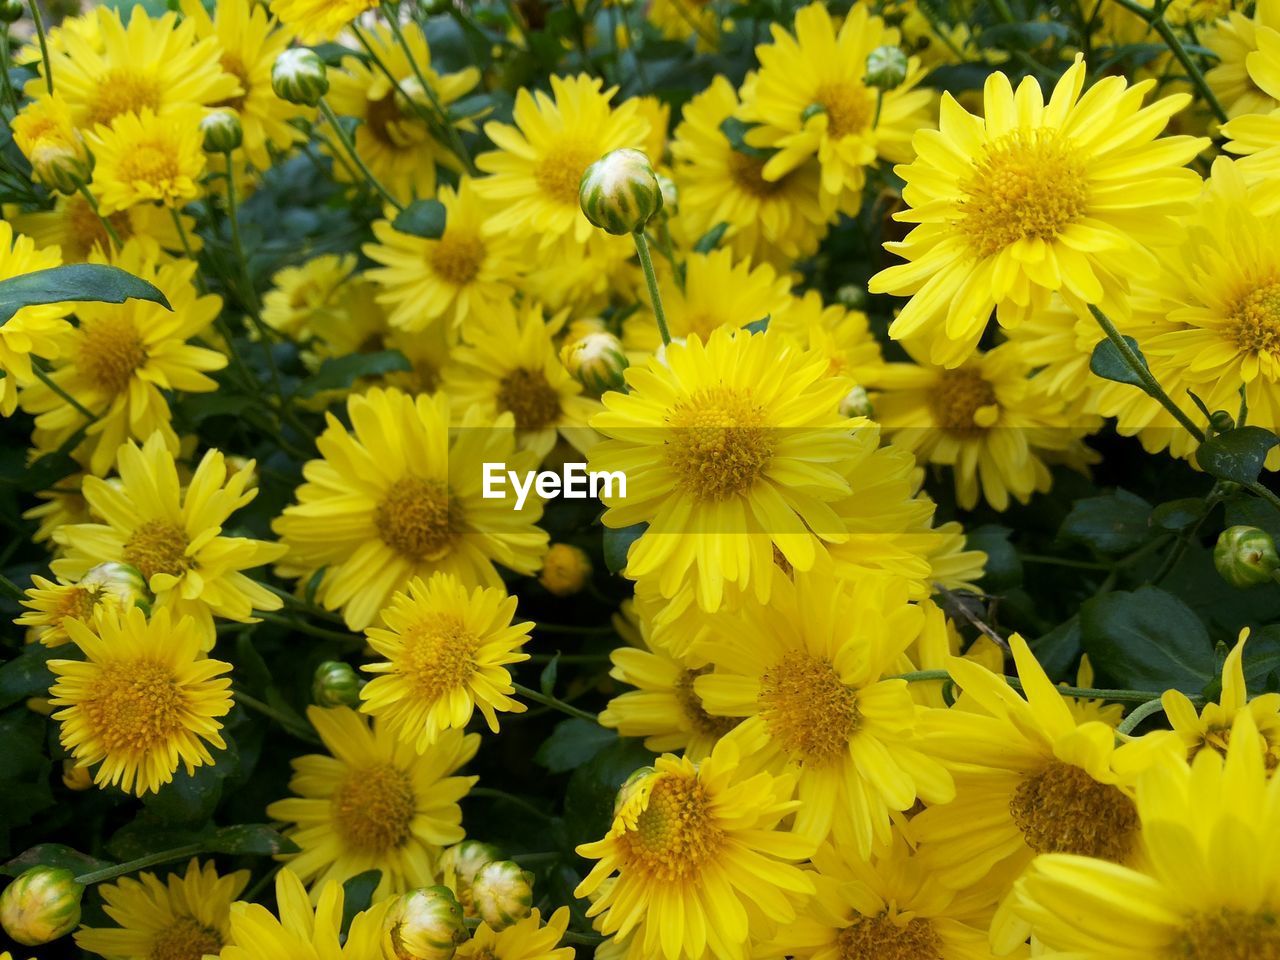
top-left (621, 248), bottom-right (793, 353)
top-left (273, 388), bottom-right (549, 630)
top-left (266, 706), bottom-right (478, 899)
top-left (670, 76), bottom-right (829, 268)
top-left (23, 476), bottom-right (92, 554)
top-left (520, 231), bottom-right (640, 315)
top-left (10, 197), bottom-right (194, 264)
top-left (444, 306), bottom-right (598, 460)
top-left (269, 0), bottom-right (379, 44)
top-left (10, 93), bottom-right (89, 192)
top-left (589, 328), bottom-right (858, 611)
top-left (740, 3), bottom-right (934, 203)
top-left (475, 74), bottom-right (649, 248)
top-left (364, 178), bottom-right (525, 334)
top-left (868, 56), bottom-right (1207, 366)
top-left (1226, 29), bottom-right (1280, 175)
top-left (575, 736), bottom-right (815, 960)
top-left (16, 568), bottom-right (141, 648)
top-left (48, 605), bottom-right (233, 796)
top-left (260, 254), bottom-right (356, 339)
top-left (1205, 0), bottom-right (1280, 119)
top-left (696, 569), bottom-right (955, 853)
top-left (360, 572), bottom-right (533, 750)
top-left (0, 222), bottom-right (73, 417)
top-left (51, 432), bottom-right (286, 647)
top-left (456, 908), bottom-right (574, 960)
top-left (74, 859), bottom-right (248, 960)
top-left (770, 289), bottom-right (884, 387)
top-left (647, 0), bottom-right (718, 51)
top-left (88, 107), bottom-right (206, 213)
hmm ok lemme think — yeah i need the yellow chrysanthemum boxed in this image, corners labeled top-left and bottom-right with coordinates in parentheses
top-left (741, 3), bottom-right (934, 203)
top-left (519, 231), bottom-right (640, 315)
top-left (16, 572), bottom-right (135, 648)
top-left (22, 475), bottom-right (92, 554)
top-left (0, 222), bottom-right (73, 417)
top-left (269, 0), bottom-right (379, 44)
top-left (266, 706), bottom-right (478, 899)
top-left (364, 177), bottom-right (525, 333)
top-left (75, 859), bottom-right (248, 960)
top-left (1205, 0), bottom-right (1280, 119)
top-left (273, 388), bottom-right (549, 630)
top-left (476, 74), bottom-right (649, 247)
top-left (360, 572), bottom-right (532, 749)
top-left (696, 569), bottom-right (955, 853)
top-left (48, 605), bottom-right (233, 796)
top-left (770, 289), bottom-right (884, 386)
top-left (88, 106), bottom-right (206, 213)
top-left (457, 907), bottom-right (574, 960)
top-left (10, 93), bottom-right (89, 191)
top-left (575, 737), bottom-right (815, 960)
top-left (10, 197), bottom-right (194, 264)
top-left (52, 432), bottom-right (286, 647)
top-left (868, 56), bottom-right (1207, 366)
top-left (260, 253), bottom-right (357, 339)
top-left (648, 0), bottom-right (718, 50)
top-left (20, 246), bottom-right (226, 476)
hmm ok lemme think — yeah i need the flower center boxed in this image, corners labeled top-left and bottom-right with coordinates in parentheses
top-left (1009, 761), bottom-right (1138, 860)
top-left (664, 386), bottom-right (773, 501)
top-left (56, 585), bottom-right (99, 624)
top-left (1229, 279), bottom-right (1280, 358)
top-left (375, 477), bottom-right (462, 561)
top-left (331, 762), bottom-right (416, 854)
top-left (757, 654), bottom-right (859, 765)
top-left (117, 141), bottom-right (182, 190)
top-left (673, 667), bottom-right (738, 739)
top-left (366, 91), bottom-right (423, 148)
top-left (213, 53), bottom-right (249, 113)
top-left (88, 68), bottom-right (163, 127)
top-left (836, 913), bottom-right (942, 960)
top-left (68, 196), bottom-right (133, 260)
top-left (496, 368), bottom-right (562, 431)
top-left (78, 313), bottom-right (148, 395)
top-left (814, 81), bottom-right (875, 139)
top-left (84, 660), bottom-right (186, 753)
top-left (148, 916), bottom-right (223, 960)
top-left (1179, 909), bottom-right (1280, 959)
top-left (535, 141), bottom-right (596, 206)
top-left (928, 368), bottom-right (997, 435)
top-left (123, 520), bottom-right (191, 582)
top-left (958, 129), bottom-right (1089, 259)
top-left (430, 231), bottom-right (486, 286)
top-left (397, 614), bottom-right (479, 702)
top-left (727, 151), bottom-right (783, 197)
top-left (617, 773), bottom-right (724, 883)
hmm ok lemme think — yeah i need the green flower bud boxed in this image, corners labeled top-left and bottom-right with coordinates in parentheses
top-left (272, 48), bottom-right (329, 107)
top-left (80, 561), bottom-right (149, 613)
top-left (865, 45), bottom-right (909, 90)
top-left (561, 331), bottom-right (628, 395)
top-left (839, 385), bottom-right (873, 420)
top-left (0, 0), bottom-right (23, 23)
top-left (312, 660), bottom-right (363, 708)
top-left (1209, 410), bottom-right (1235, 435)
top-left (539, 543), bottom-right (592, 597)
top-left (1214, 525), bottom-right (1280, 589)
top-left (440, 840), bottom-right (501, 915)
top-left (201, 109), bottom-right (244, 154)
top-left (835, 284), bottom-right (868, 310)
top-left (471, 861), bottom-right (534, 930)
top-left (0, 866), bottom-right (84, 946)
top-left (383, 886), bottom-right (469, 960)
top-left (578, 148), bottom-right (663, 236)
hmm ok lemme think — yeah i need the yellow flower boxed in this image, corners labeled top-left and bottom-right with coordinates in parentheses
top-left (10, 196), bottom-right (195, 264)
top-left (360, 572), bottom-right (533, 749)
top-left (647, 0), bottom-right (718, 51)
top-left (869, 56), bottom-right (1207, 366)
top-left (48, 605), bottom-right (233, 796)
top-left (476, 74), bottom-right (649, 248)
top-left (457, 907), bottom-right (574, 960)
top-left (519, 231), bottom-right (640, 315)
top-left (364, 178), bottom-right (525, 334)
top-left (590, 328), bottom-right (864, 611)
top-left (74, 859), bottom-right (248, 960)
top-left (266, 706), bottom-right (478, 899)
top-left (10, 94), bottom-right (89, 193)
top-left (576, 737), bottom-right (815, 960)
top-left (1205, 0), bottom-right (1280, 119)
top-left (260, 253), bottom-right (356, 339)
top-left (0, 222), bottom-right (73, 417)
top-left (770, 288), bottom-right (884, 386)
top-left (51, 432), bottom-right (286, 647)
top-left (269, 0), bottom-right (380, 44)
top-left (22, 475), bottom-right (92, 554)
top-left (88, 106), bottom-right (206, 213)
top-left (16, 570), bottom-right (137, 648)
top-left (273, 388), bottom-right (549, 630)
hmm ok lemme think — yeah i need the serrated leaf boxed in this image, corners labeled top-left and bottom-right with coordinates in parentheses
top-left (602, 522), bottom-right (646, 574)
top-left (0, 264), bottom-right (170, 324)
top-left (393, 199), bottom-right (447, 239)
top-left (1080, 586), bottom-right (1215, 694)
top-left (2, 844), bottom-right (113, 878)
top-left (1059, 489), bottom-right (1153, 554)
top-left (534, 719), bottom-right (617, 774)
top-left (1195, 426), bottom-right (1280, 484)
top-left (296, 350), bottom-right (411, 398)
top-left (1089, 336), bottom-right (1152, 393)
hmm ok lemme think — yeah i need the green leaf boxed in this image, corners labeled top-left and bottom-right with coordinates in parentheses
top-left (296, 350), bottom-right (411, 398)
top-left (562, 738), bottom-right (653, 847)
top-left (0, 264), bottom-right (171, 324)
top-left (535, 719), bottom-right (617, 775)
top-left (717, 117), bottom-right (771, 160)
top-left (602, 522), bottom-right (646, 574)
top-left (2, 844), bottom-right (113, 878)
top-left (744, 315), bottom-right (770, 334)
top-left (141, 754), bottom-right (229, 825)
top-left (693, 222), bottom-right (729, 254)
top-left (204, 824), bottom-right (299, 856)
top-left (0, 643), bottom-right (63, 710)
top-left (965, 524), bottom-right (1022, 590)
top-left (539, 653), bottom-right (560, 696)
top-left (1089, 336), bottom-right (1152, 393)
top-left (393, 199), bottom-right (447, 239)
top-left (1150, 498), bottom-right (1208, 533)
top-left (341, 870), bottom-right (382, 935)
top-left (1080, 586), bottom-right (1215, 694)
top-left (1028, 616), bottom-right (1082, 682)
top-left (1195, 426), bottom-right (1280, 484)
top-left (1059, 489), bottom-right (1153, 554)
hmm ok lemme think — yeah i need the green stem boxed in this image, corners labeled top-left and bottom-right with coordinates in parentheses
top-left (318, 99), bottom-right (404, 211)
top-left (1109, 0), bottom-right (1228, 123)
top-left (1245, 479), bottom-right (1280, 515)
top-left (256, 610), bottom-right (362, 644)
top-left (468, 786), bottom-right (554, 821)
top-left (0, 26), bottom-right (17, 112)
top-left (0, 572), bottom-right (25, 602)
top-left (31, 364), bottom-right (97, 421)
top-left (235, 690), bottom-right (322, 744)
top-left (895, 669), bottom-right (1184, 704)
top-left (262, 583), bottom-right (348, 624)
top-left (168, 207), bottom-right (208, 296)
top-left (1020, 554), bottom-right (1111, 571)
top-left (632, 230), bottom-right (671, 346)
top-left (72, 180), bottom-right (122, 249)
top-left (511, 682), bottom-right (599, 723)
top-left (75, 842), bottom-right (209, 886)
top-left (1116, 697), bottom-right (1167, 735)
top-left (28, 0), bottom-right (52, 94)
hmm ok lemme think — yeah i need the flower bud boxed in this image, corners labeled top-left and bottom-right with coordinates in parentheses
top-left (61, 759), bottom-right (93, 791)
top-left (313, 660), bottom-right (364, 707)
top-left (80, 561), bottom-right (149, 612)
top-left (835, 284), bottom-right (867, 310)
top-left (201, 109), bottom-right (244, 154)
top-left (0, 0), bottom-right (24, 24)
top-left (578, 148), bottom-right (663, 236)
top-left (538, 543), bottom-right (592, 597)
top-left (1209, 410), bottom-right (1235, 435)
top-left (0, 867), bottom-right (84, 946)
top-left (561, 331), bottom-right (628, 395)
top-left (383, 886), bottom-right (468, 960)
top-left (273, 48), bottom-right (329, 107)
top-left (1214, 525), bottom-right (1280, 588)
top-left (838, 385), bottom-right (873, 420)
top-left (11, 96), bottom-right (91, 196)
top-left (471, 861), bottom-right (534, 930)
top-left (655, 172), bottom-right (678, 216)
top-left (613, 765), bottom-right (656, 816)
top-left (440, 840), bottom-right (501, 915)
top-left (865, 45), bottom-right (909, 90)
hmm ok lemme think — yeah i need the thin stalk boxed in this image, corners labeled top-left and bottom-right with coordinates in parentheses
top-left (168, 207), bottom-right (208, 296)
top-left (632, 230), bottom-right (671, 346)
top-left (72, 180), bottom-right (122, 249)
top-left (1116, 697), bottom-right (1167, 735)
top-left (31, 365), bottom-right (96, 421)
top-left (1109, 0), bottom-right (1228, 122)
top-left (0, 26), bottom-right (17, 111)
top-left (894, 669), bottom-right (1186, 705)
top-left (318, 99), bottom-right (404, 210)
top-left (256, 610), bottom-right (362, 644)
top-left (75, 842), bottom-right (210, 886)
top-left (235, 690), bottom-right (322, 744)
top-left (0, 573), bottom-right (25, 602)
top-left (27, 0), bottom-right (52, 94)
top-left (468, 786), bottom-right (554, 821)
top-left (511, 682), bottom-right (599, 723)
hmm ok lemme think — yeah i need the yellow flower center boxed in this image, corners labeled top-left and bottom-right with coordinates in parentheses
top-left (124, 520), bottom-right (191, 582)
top-left (535, 141), bottom-right (595, 206)
top-left (331, 762), bottom-right (416, 854)
top-left (928, 368), bottom-right (997, 435)
top-left (375, 477), bottom-right (462, 561)
top-left (727, 151), bottom-right (784, 197)
top-left (84, 659), bottom-right (186, 753)
top-left (959, 129), bottom-right (1089, 259)
top-left (836, 913), bottom-right (942, 960)
top-left (88, 68), bottom-right (163, 127)
top-left (213, 53), bottom-right (250, 113)
top-left (757, 653), bottom-right (859, 765)
top-left (396, 614), bottom-right (478, 702)
top-left (117, 141), bottom-right (182, 191)
top-left (1229, 279), bottom-right (1280, 357)
top-left (55, 585), bottom-right (99, 624)
top-left (664, 386), bottom-right (773, 501)
top-left (813, 81), bottom-right (875, 139)
top-left (149, 916), bottom-right (223, 960)
top-left (617, 773), bottom-right (724, 883)
top-left (67, 196), bottom-right (133, 260)
top-left (496, 368), bottom-right (562, 431)
top-left (1009, 760), bottom-right (1138, 860)
top-left (78, 313), bottom-right (148, 395)
top-left (430, 230), bottom-right (486, 286)
top-left (673, 667), bottom-right (738, 739)
top-left (1179, 909), bottom-right (1280, 959)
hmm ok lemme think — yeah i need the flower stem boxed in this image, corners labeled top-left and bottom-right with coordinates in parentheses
top-left (1116, 697), bottom-right (1167, 735)
top-left (511, 682), bottom-right (599, 723)
top-left (75, 842), bottom-right (209, 886)
top-left (632, 230), bottom-right (671, 346)
top-left (317, 99), bottom-right (404, 211)
top-left (0, 26), bottom-right (17, 111)
top-left (72, 179), bottom-right (122, 249)
top-left (235, 689), bottom-right (322, 744)
top-left (894, 669), bottom-right (1187, 705)
top-left (255, 610), bottom-right (362, 644)
top-left (27, 0), bottom-right (52, 94)
top-left (1109, 0), bottom-right (1228, 123)
top-left (31, 364), bottom-right (97, 421)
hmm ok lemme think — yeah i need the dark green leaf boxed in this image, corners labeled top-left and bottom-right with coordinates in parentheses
top-left (141, 756), bottom-right (228, 825)
top-left (1059, 489), bottom-right (1153, 554)
top-left (1151, 498), bottom-right (1208, 533)
top-left (0, 264), bottom-right (171, 324)
top-left (539, 654), bottom-right (560, 696)
top-left (718, 117), bottom-right (771, 160)
top-left (296, 350), bottom-right (411, 398)
top-left (393, 199), bottom-right (448, 239)
top-left (1089, 336), bottom-right (1152, 393)
top-left (744, 315), bottom-right (770, 334)
top-left (0, 643), bottom-right (62, 710)
top-left (2, 845), bottom-right (113, 878)
top-left (693, 222), bottom-right (729, 254)
top-left (602, 522), bottom-right (646, 574)
top-left (1196, 426), bottom-right (1280, 485)
top-left (1028, 616), bottom-right (1082, 682)
top-left (1080, 586), bottom-right (1215, 693)
top-left (562, 738), bottom-right (653, 846)
top-left (535, 719), bottom-right (617, 775)
top-left (204, 824), bottom-right (299, 856)
top-left (977, 21), bottom-right (1070, 48)
top-left (341, 870), bottom-right (382, 935)
top-left (966, 524), bottom-right (1022, 590)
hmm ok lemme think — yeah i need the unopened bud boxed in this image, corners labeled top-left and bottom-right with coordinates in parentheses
top-left (313, 660), bottom-right (363, 708)
top-left (440, 840), bottom-right (501, 915)
top-left (383, 886), bottom-right (468, 960)
top-left (0, 866), bottom-right (84, 946)
top-left (0, 0), bottom-right (24, 23)
top-left (201, 109), bottom-right (244, 154)
top-left (561, 332), bottom-right (628, 395)
top-left (1209, 410), bottom-right (1235, 435)
top-left (865, 45), bottom-right (909, 89)
top-left (272, 48), bottom-right (329, 107)
top-left (578, 148), bottom-right (663, 235)
top-left (835, 285), bottom-right (867, 309)
top-left (81, 561), bottom-right (149, 611)
top-left (471, 860), bottom-right (534, 930)
top-left (538, 543), bottom-right (592, 597)
top-left (839, 385), bottom-right (873, 420)
top-left (1214, 525), bottom-right (1280, 589)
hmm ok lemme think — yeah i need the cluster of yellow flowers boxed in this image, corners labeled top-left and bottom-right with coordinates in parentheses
top-left (1, 0), bottom-right (1280, 958)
